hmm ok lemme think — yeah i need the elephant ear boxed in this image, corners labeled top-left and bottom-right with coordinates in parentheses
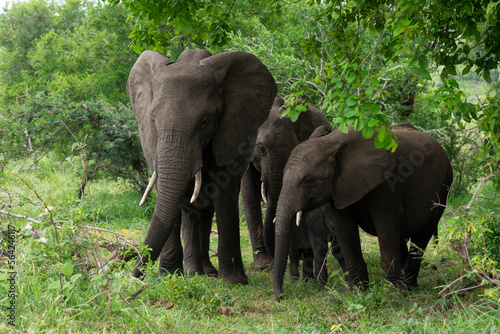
top-left (331, 128), bottom-right (397, 210)
top-left (295, 104), bottom-right (331, 142)
top-left (177, 49), bottom-right (212, 64)
top-left (200, 51), bottom-right (278, 166)
top-left (127, 51), bottom-right (175, 170)
top-left (127, 51), bottom-right (175, 119)
top-left (309, 125), bottom-right (332, 139)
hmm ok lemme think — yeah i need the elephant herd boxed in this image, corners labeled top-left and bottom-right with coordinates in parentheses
top-left (125, 49), bottom-right (453, 301)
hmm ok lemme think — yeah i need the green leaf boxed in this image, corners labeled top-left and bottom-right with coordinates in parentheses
top-left (61, 262), bottom-right (74, 277)
top-left (368, 118), bottom-right (379, 127)
top-left (365, 86), bottom-right (374, 98)
top-left (346, 97), bottom-right (358, 107)
top-left (483, 70), bottom-right (491, 83)
top-left (339, 122), bottom-right (348, 133)
top-left (346, 72), bottom-right (357, 84)
top-left (111, 300), bottom-right (123, 312)
top-left (48, 280), bottom-right (61, 290)
top-left (70, 273), bottom-right (82, 283)
top-left (376, 126), bottom-right (386, 143)
top-left (362, 126), bottom-right (376, 139)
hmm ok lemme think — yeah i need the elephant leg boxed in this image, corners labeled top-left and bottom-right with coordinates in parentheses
top-left (181, 207), bottom-right (203, 277)
top-left (241, 165), bottom-right (273, 270)
top-left (289, 223), bottom-right (313, 281)
top-left (305, 209), bottom-right (330, 283)
top-left (331, 207), bottom-right (369, 290)
top-left (288, 250), bottom-right (300, 281)
top-left (213, 174), bottom-right (248, 285)
top-left (400, 237), bottom-right (409, 268)
top-left (199, 206), bottom-right (218, 277)
top-left (321, 204), bottom-right (346, 274)
top-left (312, 237), bottom-right (329, 283)
top-left (366, 185), bottom-right (405, 289)
top-left (158, 221), bottom-right (183, 276)
top-left (301, 247), bottom-right (315, 282)
top-left (331, 236), bottom-right (347, 274)
top-left (403, 210), bottom-right (443, 287)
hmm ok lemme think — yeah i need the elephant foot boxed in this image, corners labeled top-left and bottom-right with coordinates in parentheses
top-left (203, 260), bottom-right (218, 277)
top-left (251, 251), bottom-right (273, 271)
top-left (218, 270), bottom-right (248, 285)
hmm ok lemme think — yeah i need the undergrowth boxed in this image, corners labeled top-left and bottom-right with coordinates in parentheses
top-left (0, 155), bottom-right (499, 333)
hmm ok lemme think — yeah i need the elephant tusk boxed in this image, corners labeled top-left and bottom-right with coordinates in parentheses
top-left (139, 171), bottom-right (157, 206)
top-left (296, 210), bottom-right (303, 227)
top-left (273, 217), bottom-right (276, 224)
top-left (261, 182), bottom-right (268, 204)
top-left (190, 170), bottom-right (202, 203)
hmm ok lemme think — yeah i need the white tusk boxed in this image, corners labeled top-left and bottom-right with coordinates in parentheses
top-left (296, 210), bottom-right (303, 227)
top-left (139, 171), bottom-right (157, 206)
top-left (190, 170), bottom-right (202, 203)
top-left (261, 182), bottom-right (268, 204)
top-left (273, 217), bottom-right (276, 224)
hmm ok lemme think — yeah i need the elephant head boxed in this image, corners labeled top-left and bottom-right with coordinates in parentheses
top-left (251, 96), bottom-right (330, 255)
top-left (127, 49), bottom-right (277, 277)
top-left (273, 124), bottom-right (453, 300)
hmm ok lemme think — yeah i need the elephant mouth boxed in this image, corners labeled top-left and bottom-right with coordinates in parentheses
top-left (139, 169), bottom-right (202, 206)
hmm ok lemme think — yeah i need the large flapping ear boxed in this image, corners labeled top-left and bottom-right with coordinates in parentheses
top-left (200, 51), bottom-right (278, 166)
top-left (331, 127), bottom-right (397, 210)
top-left (127, 51), bottom-right (175, 170)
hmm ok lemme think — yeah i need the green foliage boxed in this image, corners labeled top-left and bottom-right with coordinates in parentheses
top-left (0, 0), bottom-right (149, 192)
top-left (111, 0), bottom-right (500, 165)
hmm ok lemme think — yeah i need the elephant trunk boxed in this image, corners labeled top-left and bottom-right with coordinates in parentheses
top-left (132, 136), bottom-right (195, 277)
top-left (272, 188), bottom-right (295, 301)
top-left (263, 169), bottom-right (284, 256)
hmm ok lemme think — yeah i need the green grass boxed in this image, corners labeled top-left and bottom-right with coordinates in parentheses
top-left (1, 156), bottom-right (500, 333)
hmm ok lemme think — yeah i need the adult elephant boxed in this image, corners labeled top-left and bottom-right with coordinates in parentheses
top-left (127, 49), bottom-right (277, 284)
top-left (273, 123), bottom-right (453, 300)
top-left (240, 96), bottom-right (330, 270)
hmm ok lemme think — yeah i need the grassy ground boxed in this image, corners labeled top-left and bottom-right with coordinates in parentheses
top-left (1, 158), bottom-right (500, 333)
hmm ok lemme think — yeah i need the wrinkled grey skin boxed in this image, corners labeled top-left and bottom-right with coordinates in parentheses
top-left (127, 49), bottom-right (277, 284)
top-left (241, 96), bottom-right (331, 272)
top-left (273, 123), bottom-right (453, 300)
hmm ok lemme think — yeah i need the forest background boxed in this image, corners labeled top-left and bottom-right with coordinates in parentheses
top-left (0, 0), bottom-right (500, 332)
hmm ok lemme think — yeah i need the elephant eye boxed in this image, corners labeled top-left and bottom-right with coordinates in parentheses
top-left (200, 115), bottom-right (208, 127)
top-left (304, 176), bottom-right (316, 187)
top-left (258, 144), bottom-right (265, 156)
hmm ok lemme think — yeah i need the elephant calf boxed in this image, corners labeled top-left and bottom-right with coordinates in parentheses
top-left (273, 123), bottom-right (453, 301)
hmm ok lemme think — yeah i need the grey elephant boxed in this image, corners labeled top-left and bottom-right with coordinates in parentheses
top-left (127, 49), bottom-right (277, 284)
top-left (273, 123), bottom-right (453, 300)
top-left (241, 96), bottom-right (345, 280)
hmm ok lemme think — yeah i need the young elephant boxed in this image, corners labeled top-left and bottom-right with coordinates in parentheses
top-left (290, 203), bottom-right (347, 283)
top-left (241, 96), bottom-right (344, 280)
top-left (273, 123), bottom-right (453, 301)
